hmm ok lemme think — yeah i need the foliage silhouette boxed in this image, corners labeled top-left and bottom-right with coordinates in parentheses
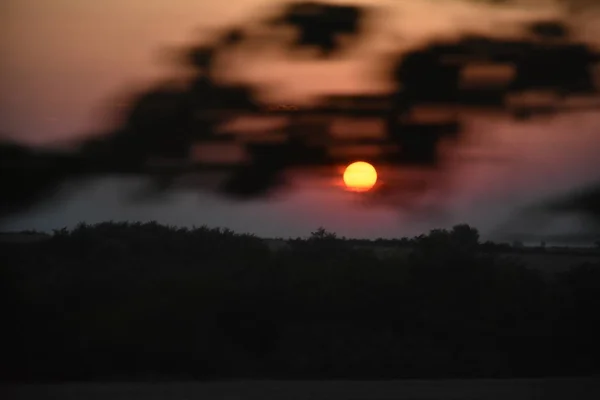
top-left (2, 221), bottom-right (599, 381)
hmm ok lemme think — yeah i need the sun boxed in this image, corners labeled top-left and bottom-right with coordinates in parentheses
top-left (343, 161), bottom-right (377, 192)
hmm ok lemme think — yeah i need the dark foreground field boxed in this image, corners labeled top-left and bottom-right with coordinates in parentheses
top-left (3, 223), bottom-right (599, 384)
top-left (4, 378), bottom-right (600, 400)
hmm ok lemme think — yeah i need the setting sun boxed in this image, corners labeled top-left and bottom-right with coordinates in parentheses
top-left (343, 161), bottom-right (377, 192)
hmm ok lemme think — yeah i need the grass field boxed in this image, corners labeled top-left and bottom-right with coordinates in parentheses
top-left (501, 253), bottom-right (599, 274)
top-left (380, 247), bottom-right (599, 275)
top-left (4, 378), bottom-right (600, 400)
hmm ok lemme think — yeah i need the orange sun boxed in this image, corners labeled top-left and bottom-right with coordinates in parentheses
top-left (343, 161), bottom-right (377, 192)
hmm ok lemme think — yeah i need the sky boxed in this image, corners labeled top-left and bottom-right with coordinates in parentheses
top-left (2, 0), bottom-right (600, 240)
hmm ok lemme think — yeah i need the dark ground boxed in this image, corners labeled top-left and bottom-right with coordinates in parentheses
top-left (4, 378), bottom-right (600, 400)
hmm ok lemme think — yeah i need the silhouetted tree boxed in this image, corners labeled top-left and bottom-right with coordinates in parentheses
top-left (309, 227), bottom-right (337, 241)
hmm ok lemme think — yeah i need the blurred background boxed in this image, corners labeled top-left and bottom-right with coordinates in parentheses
top-left (2, 0), bottom-right (600, 244)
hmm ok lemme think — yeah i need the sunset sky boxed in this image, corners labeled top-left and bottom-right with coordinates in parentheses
top-left (2, 0), bottom-right (600, 241)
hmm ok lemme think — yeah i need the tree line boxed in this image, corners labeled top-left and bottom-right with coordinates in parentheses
top-left (2, 222), bottom-right (599, 381)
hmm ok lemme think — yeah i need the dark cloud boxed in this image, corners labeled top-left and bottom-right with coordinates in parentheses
top-left (2, 2), bottom-right (600, 232)
top-left (540, 183), bottom-right (600, 236)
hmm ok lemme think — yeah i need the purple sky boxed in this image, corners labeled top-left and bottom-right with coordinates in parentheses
top-left (2, 0), bottom-right (600, 240)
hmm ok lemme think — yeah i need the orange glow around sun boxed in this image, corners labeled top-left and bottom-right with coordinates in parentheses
top-left (343, 161), bottom-right (377, 192)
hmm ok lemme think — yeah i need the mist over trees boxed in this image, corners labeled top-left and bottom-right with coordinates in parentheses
top-left (2, 221), bottom-right (599, 382)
